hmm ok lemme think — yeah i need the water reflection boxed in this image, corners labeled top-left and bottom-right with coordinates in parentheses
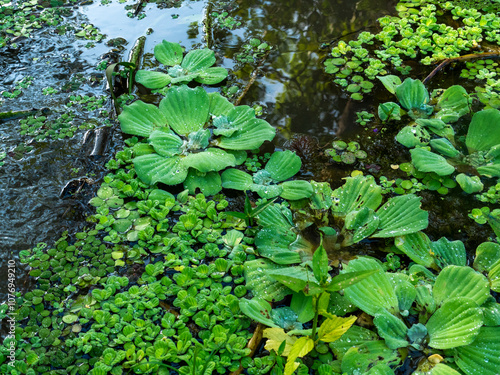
top-left (216, 0), bottom-right (397, 143)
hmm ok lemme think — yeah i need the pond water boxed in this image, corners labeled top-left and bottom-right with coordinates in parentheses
top-left (0, 0), bottom-right (400, 301)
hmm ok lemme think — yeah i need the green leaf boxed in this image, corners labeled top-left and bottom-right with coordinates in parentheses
top-left (118, 100), bottom-right (167, 137)
top-left (373, 194), bottom-right (428, 238)
top-left (387, 273), bottom-right (417, 312)
top-left (466, 109), bottom-right (500, 153)
top-left (396, 125), bottom-right (430, 148)
top-left (395, 77), bottom-right (429, 111)
top-left (313, 241), bottom-right (329, 284)
top-left (489, 260), bottom-right (500, 292)
top-left (267, 266), bottom-right (322, 295)
top-left (410, 148), bottom-right (455, 176)
top-left (414, 363), bottom-right (462, 375)
top-left (244, 259), bottom-right (292, 302)
top-left (330, 325), bottom-right (380, 360)
top-left (148, 130), bottom-right (184, 157)
top-left (435, 85), bottom-right (470, 119)
top-left (290, 292), bottom-right (314, 323)
top-left (134, 70), bottom-right (172, 89)
top-left (394, 232), bottom-right (435, 268)
top-left (285, 337), bottom-right (314, 375)
top-left (474, 242), bottom-right (500, 273)
top-left (133, 154), bottom-right (187, 185)
top-left (195, 67), bottom-right (228, 84)
top-left (183, 170), bottom-right (222, 196)
top-left (317, 315), bottom-right (357, 343)
top-left (265, 150), bottom-right (302, 181)
top-left (221, 168), bottom-right (253, 191)
top-left (181, 148), bottom-right (236, 172)
top-left (341, 341), bottom-right (401, 375)
top-left (373, 309), bottom-right (408, 349)
top-left (481, 298), bottom-right (500, 326)
top-left (431, 237), bottom-right (467, 268)
top-left (367, 364), bottom-right (396, 375)
top-left (430, 138), bottom-right (460, 158)
top-left (477, 163), bottom-right (500, 178)
top-left (62, 314), bottom-right (79, 324)
top-left (255, 226), bottom-right (301, 265)
top-left (181, 49), bottom-right (216, 71)
top-left (208, 92), bottom-right (234, 116)
top-left (456, 173), bottom-right (483, 193)
top-left (216, 118), bottom-right (275, 150)
top-left (159, 85), bottom-right (209, 136)
top-left (378, 102), bottom-right (402, 121)
top-left (325, 270), bottom-right (379, 293)
top-left (258, 205), bottom-right (293, 228)
top-left (239, 298), bottom-right (278, 327)
top-left (332, 175), bottom-right (383, 216)
top-left (280, 180), bottom-right (313, 200)
top-left (426, 297), bottom-right (483, 349)
top-left (154, 40), bottom-right (183, 66)
top-left (455, 327), bottom-right (500, 375)
top-left (343, 257), bottom-right (399, 316)
top-left (377, 75), bottom-right (402, 95)
top-left (433, 265), bottom-right (490, 306)
top-left (344, 207), bottom-right (380, 244)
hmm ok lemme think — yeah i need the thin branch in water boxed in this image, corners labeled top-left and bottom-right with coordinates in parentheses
top-left (423, 52), bottom-right (500, 85)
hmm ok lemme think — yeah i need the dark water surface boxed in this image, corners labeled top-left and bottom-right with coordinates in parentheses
top-left (0, 0), bottom-right (396, 299)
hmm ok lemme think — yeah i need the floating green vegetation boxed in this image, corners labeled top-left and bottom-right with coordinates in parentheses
top-left (135, 40), bottom-right (228, 91)
top-left (374, 75), bottom-right (500, 194)
top-left (476, 180), bottom-right (500, 204)
top-left (118, 84), bottom-right (275, 195)
top-left (324, 1), bottom-right (500, 100)
top-left (460, 58), bottom-right (500, 109)
top-left (0, 0), bottom-right (68, 47)
top-left (222, 150), bottom-right (313, 200)
top-left (234, 38), bottom-right (272, 65)
top-left (325, 141), bottom-right (367, 165)
top-left (1, 76), bottom-right (34, 99)
top-left (5, 1), bottom-right (500, 374)
top-left (0, 170), bottom-right (259, 373)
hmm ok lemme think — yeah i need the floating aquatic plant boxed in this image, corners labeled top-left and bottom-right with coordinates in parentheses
top-left (134, 40), bottom-right (228, 90)
top-left (221, 150), bottom-right (313, 200)
top-left (325, 140), bottom-right (367, 165)
top-left (324, 1), bottom-right (500, 100)
top-left (333, 238), bottom-right (500, 375)
top-left (118, 84), bottom-right (275, 195)
top-left (408, 109), bottom-right (500, 193)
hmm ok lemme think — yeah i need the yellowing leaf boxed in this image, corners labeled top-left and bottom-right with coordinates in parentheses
top-left (318, 315), bottom-right (357, 343)
top-left (263, 328), bottom-right (297, 356)
top-left (285, 337), bottom-right (314, 375)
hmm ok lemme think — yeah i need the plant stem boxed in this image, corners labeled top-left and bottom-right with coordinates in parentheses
top-left (310, 296), bottom-right (321, 341)
top-left (423, 52), bottom-right (500, 84)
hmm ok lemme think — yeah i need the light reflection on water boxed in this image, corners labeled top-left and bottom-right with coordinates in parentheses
top-left (0, 0), bottom-right (393, 301)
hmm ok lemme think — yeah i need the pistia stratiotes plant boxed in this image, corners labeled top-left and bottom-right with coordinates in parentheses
top-left (240, 240), bottom-right (377, 375)
top-left (241, 175), bottom-right (428, 305)
top-left (409, 108), bottom-right (500, 194)
top-left (333, 236), bottom-right (500, 375)
top-left (118, 84), bottom-right (275, 195)
top-left (134, 40), bottom-right (228, 90)
top-left (221, 150), bottom-right (313, 200)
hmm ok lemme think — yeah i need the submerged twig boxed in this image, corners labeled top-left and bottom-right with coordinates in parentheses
top-left (423, 52), bottom-right (500, 84)
top-left (204, 2), bottom-right (214, 50)
top-left (133, 0), bottom-right (147, 16)
top-left (128, 35), bottom-right (146, 70)
top-left (90, 127), bottom-right (111, 157)
top-left (234, 49), bottom-right (271, 106)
